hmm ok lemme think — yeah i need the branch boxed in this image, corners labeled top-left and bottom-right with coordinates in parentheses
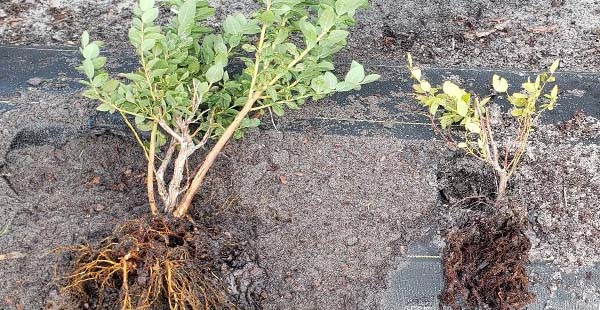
top-left (158, 120), bottom-right (184, 143)
top-left (156, 137), bottom-right (178, 205)
top-left (174, 91), bottom-right (263, 217)
top-left (147, 122), bottom-right (159, 215)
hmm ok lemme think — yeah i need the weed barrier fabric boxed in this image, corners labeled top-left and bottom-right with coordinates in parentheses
top-left (2, 46), bottom-right (599, 143)
top-left (1, 46), bottom-right (599, 308)
top-left (382, 256), bottom-right (600, 309)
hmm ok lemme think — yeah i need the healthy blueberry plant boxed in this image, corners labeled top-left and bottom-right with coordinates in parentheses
top-left (68, 0), bottom-right (378, 308)
top-left (79, 0), bottom-right (378, 217)
top-left (407, 54), bottom-right (559, 202)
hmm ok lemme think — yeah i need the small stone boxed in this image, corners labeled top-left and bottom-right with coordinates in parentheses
top-left (94, 204), bottom-right (106, 212)
top-left (27, 77), bottom-right (43, 86)
top-left (0, 9), bottom-right (6, 18)
top-left (346, 236), bottom-right (358, 246)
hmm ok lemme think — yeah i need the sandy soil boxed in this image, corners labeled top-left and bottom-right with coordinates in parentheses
top-left (1, 0), bottom-right (600, 309)
top-left (2, 0), bottom-right (600, 70)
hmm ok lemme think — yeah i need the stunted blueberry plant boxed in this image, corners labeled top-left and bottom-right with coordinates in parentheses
top-left (407, 54), bottom-right (559, 202)
top-left (79, 0), bottom-right (378, 218)
top-left (69, 0), bottom-right (378, 308)
top-left (407, 56), bottom-right (560, 309)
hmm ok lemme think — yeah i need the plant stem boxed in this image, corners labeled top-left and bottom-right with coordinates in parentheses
top-left (173, 91), bottom-right (262, 217)
top-left (147, 122), bottom-right (159, 215)
top-left (496, 170), bottom-right (509, 203)
top-left (173, 12), bottom-right (270, 217)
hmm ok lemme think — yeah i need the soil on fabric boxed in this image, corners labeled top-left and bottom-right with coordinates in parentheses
top-left (1, 0), bottom-right (600, 309)
top-left (2, 0), bottom-right (600, 71)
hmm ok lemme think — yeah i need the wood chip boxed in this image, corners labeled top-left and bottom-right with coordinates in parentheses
top-left (278, 175), bottom-right (288, 185)
top-left (464, 20), bottom-right (510, 40)
top-left (529, 24), bottom-right (558, 34)
top-left (0, 251), bottom-right (26, 261)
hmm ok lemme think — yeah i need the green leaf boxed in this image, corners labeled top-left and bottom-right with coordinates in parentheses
top-left (258, 10), bottom-right (276, 25)
top-left (197, 81), bottom-right (209, 94)
top-left (492, 75), bottom-right (508, 93)
top-left (120, 72), bottom-right (146, 82)
top-left (323, 72), bottom-right (338, 89)
top-left (266, 87), bottom-right (279, 101)
top-left (335, 0), bottom-right (366, 17)
top-left (298, 18), bottom-right (318, 47)
top-left (223, 15), bottom-right (241, 35)
top-left (139, 0), bottom-right (155, 11)
top-left (206, 65), bottom-right (224, 84)
top-left (345, 61), bottom-right (365, 84)
top-left (511, 109), bottom-right (523, 117)
top-left (82, 44), bottom-right (100, 59)
top-left (228, 34), bottom-right (242, 48)
top-left (325, 29), bottom-right (349, 44)
top-left (82, 59), bottom-right (95, 79)
top-left (81, 31), bottom-right (90, 48)
top-left (429, 102), bottom-right (439, 115)
top-left (336, 81), bottom-right (358, 92)
top-left (92, 56), bottom-right (107, 69)
top-left (178, 0), bottom-right (197, 36)
top-left (141, 8), bottom-right (159, 23)
top-left (272, 103), bottom-right (285, 116)
top-left (97, 103), bottom-right (112, 112)
top-left (102, 80), bottom-right (120, 92)
top-left (242, 44), bottom-right (256, 52)
top-left (318, 5), bottom-right (336, 31)
top-left (241, 118), bottom-right (261, 128)
top-left (362, 74), bottom-right (381, 84)
top-left (141, 38), bottom-right (156, 51)
top-left (214, 53), bottom-right (229, 67)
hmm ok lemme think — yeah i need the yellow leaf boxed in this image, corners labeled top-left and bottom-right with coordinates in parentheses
top-left (465, 122), bottom-right (481, 134)
top-left (522, 82), bottom-right (536, 93)
top-left (442, 81), bottom-right (462, 98)
top-left (492, 75), bottom-right (508, 93)
top-left (549, 59), bottom-right (560, 73)
top-left (411, 68), bottom-right (422, 81)
top-left (551, 85), bottom-right (559, 98)
top-left (420, 80), bottom-right (431, 92)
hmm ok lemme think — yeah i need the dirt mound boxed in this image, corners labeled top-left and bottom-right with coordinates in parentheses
top-left (441, 205), bottom-right (534, 310)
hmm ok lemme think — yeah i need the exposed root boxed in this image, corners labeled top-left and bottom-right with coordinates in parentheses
top-left (62, 216), bottom-right (236, 310)
top-left (441, 212), bottom-right (534, 310)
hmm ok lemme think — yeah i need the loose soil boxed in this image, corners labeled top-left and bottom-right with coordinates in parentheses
top-left (2, 0), bottom-right (600, 71)
top-left (1, 0), bottom-right (600, 309)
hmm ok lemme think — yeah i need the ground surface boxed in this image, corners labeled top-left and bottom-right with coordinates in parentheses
top-left (2, 0), bottom-right (600, 70)
top-left (1, 0), bottom-right (600, 309)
